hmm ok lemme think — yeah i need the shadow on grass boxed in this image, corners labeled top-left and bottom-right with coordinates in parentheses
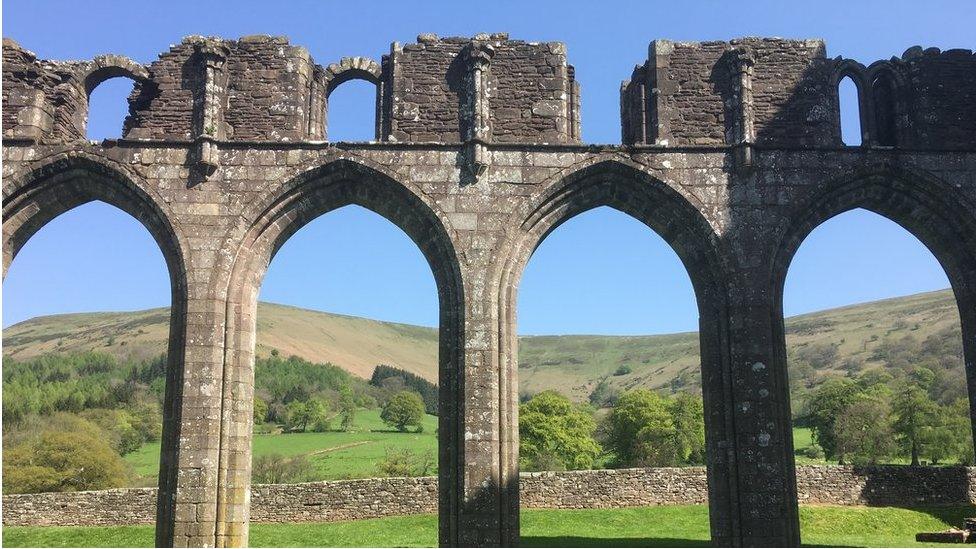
top-left (899, 504), bottom-right (976, 529)
top-left (521, 536), bottom-right (711, 547)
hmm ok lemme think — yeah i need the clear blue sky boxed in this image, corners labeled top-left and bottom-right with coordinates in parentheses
top-left (2, 0), bottom-right (968, 332)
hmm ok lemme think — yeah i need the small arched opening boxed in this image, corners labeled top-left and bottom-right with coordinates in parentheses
top-left (86, 77), bottom-right (137, 141)
top-left (872, 71), bottom-right (899, 147)
top-left (322, 60), bottom-right (382, 142)
top-left (837, 75), bottom-right (863, 146)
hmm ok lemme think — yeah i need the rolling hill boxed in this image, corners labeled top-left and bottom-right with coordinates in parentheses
top-left (2, 289), bottom-right (963, 403)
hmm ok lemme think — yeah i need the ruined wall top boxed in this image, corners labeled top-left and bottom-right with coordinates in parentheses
top-left (621, 37), bottom-right (976, 150)
top-left (3, 34), bottom-right (973, 150)
top-left (1, 33), bottom-right (580, 146)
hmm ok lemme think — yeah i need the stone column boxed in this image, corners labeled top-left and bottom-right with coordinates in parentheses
top-left (459, 40), bottom-right (495, 179)
top-left (729, 49), bottom-right (756, 170)
top-left (721, 255), bottom-right (801, 546)
top-left (189, 39), bottom-right (230, 176)
top-left (445, 249), bottom-right (518, 547)
top-left (156, 243), bottom-right (229, 548)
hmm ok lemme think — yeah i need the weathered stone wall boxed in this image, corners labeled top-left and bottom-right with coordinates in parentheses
top-left (831, 47), bottom-right (976, 150)
top-left (900, 49), bottom-right (976, 149)
top-left (621, 38), bottom-right (976, 149)
top-left (3, 33), bottom-right (579, 146)
top-left (386, 34), bottom-right (578, 144)
top-left (4, 466), bottom-right (974, 528)
top-left (223, 36), bottom-right (315, 141)
top-left (123, 41), bottom-right (196, 140)
top-left (622, 38), bottom-right (834, 147)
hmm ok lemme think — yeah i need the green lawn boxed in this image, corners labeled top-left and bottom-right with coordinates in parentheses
top-left (124, 423), bottom-right (931, 486)
top-left (5, 504), bottom-right (973, 548)
top-left (125, 409), bottom-right (439, 483)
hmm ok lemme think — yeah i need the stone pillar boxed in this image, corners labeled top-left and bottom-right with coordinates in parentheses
top-left (646, 39), bottom-right (674, 146)
top-left (189, 39), bottom-right (230, 176)
top-left (445, 257), bottom-right (518, 547)
top-left (156, 252), bottom-right (228, 548)
top-left (959, 290), bottom-right (976, 461)
top-left (459, 40), bottom-right (494, 179)
top-left (729, 49), bottom-right (756, 170)
top-left (722, 262), bottom-right (801, 546)
top-left (211, 267), bottom-right (264, 548)
top-left (307, 66), bottom-right (327, 141)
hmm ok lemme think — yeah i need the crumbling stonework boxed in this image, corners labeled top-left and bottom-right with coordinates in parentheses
top-left (2, 33), bottom-right (975, 548)
top-left (4, 466), bottom-right (974, 528)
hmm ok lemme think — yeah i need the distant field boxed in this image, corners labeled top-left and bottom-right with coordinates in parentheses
top-left (126, 409), bottom-right (438, 484)
top-left (126, 418), bottom-right (826, 486)
top-left (5, 504), bottom-right (974, 548)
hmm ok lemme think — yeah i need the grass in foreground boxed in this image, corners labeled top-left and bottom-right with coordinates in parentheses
top-left (5, 504), bottom-right (974, 548)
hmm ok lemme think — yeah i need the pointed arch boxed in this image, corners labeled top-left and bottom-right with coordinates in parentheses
top-left (214, 157), bottom-right (464, 545)
top-left (495, 157), bottom-right (737, 544)
top-left (770, 168), bottom-right (976, 515)
top-left (830, 59), bottom-right (869, 146)
top-left (1, 150), bottom-right (189, 545)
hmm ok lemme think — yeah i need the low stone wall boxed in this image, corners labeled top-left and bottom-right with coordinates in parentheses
top-left (795, 465), bottom-right (976, 506)
top-left (250, 477), bottom-right (437, 523)
top-left (3, 466), bottom-right (974, 527)
top-left (519, 467), bottom-right (708, 508)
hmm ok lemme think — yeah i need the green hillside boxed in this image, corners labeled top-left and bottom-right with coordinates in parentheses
top-left (2, 289), bottom-right (963, 403)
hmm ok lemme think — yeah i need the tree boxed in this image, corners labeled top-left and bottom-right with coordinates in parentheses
top-left (669, 392), bottom-right (706, 464)
top-left (306, 399), bottom-right (331, 432)
top-left (807, 378), bottom-right (863, 460)
top-left (284, 399), bottom-right (330, 432)
top-left (606, 389), bottom-right (680, 467)
top-left (925, 399), bottom-right (972, 465)
top-left (381, 391), bottom-right (426, 432)
top-left (284, 400), bottom-right (309, 432)
top-left (253, 396), bottom-right (269, 425)
top-left (338, 388), bottom-right (356, 431)
top-left (519, 391), bottom-right (602, 471)
top-left (833, 396), bottom-right (896, 465)
top-left (370, 365), bottom-right (439, 415)
top-left (891, 384), bottom-right (939, 465)
top-left (3, 428), bottom-right (130, 493)
top-left (588, 378), bottom-right (620, 408)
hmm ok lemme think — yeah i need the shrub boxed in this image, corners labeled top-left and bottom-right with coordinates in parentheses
top-left (376, 448), bottom-right (436, 477)
top-left (803, 443), bottom-right (825, 460)
top-left (3, 422), bottom-right (130, 493)
top-left (613, 365), bottom-right (632, 376)
top-left (251, 454), bottom-right (314, 484)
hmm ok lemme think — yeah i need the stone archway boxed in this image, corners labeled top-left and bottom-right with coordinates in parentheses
top-left (213, 157), bottom-right (464, 547)
top-left (768, 167), bottom-right (976, 544)
top-left (1, 150), bottom-right (191, 546)
top-left (491, 158), bottom-right (736, 546)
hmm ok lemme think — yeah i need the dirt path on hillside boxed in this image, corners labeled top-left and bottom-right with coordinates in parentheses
top-left (306, 440), bottom-right (371, 456)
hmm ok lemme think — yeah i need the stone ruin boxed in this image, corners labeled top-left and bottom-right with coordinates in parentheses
top-left (2, 32), bottom-right (976, 547)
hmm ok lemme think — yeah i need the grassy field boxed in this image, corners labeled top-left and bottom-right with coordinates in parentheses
top-left (126, 409), bottom-right (438, 484)
top-left (4, 290), bottom-right (961, 403)
top-left (124, 423), bottom-right (892, 485)
top-left (5, 504), bottom-right (974, 547)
